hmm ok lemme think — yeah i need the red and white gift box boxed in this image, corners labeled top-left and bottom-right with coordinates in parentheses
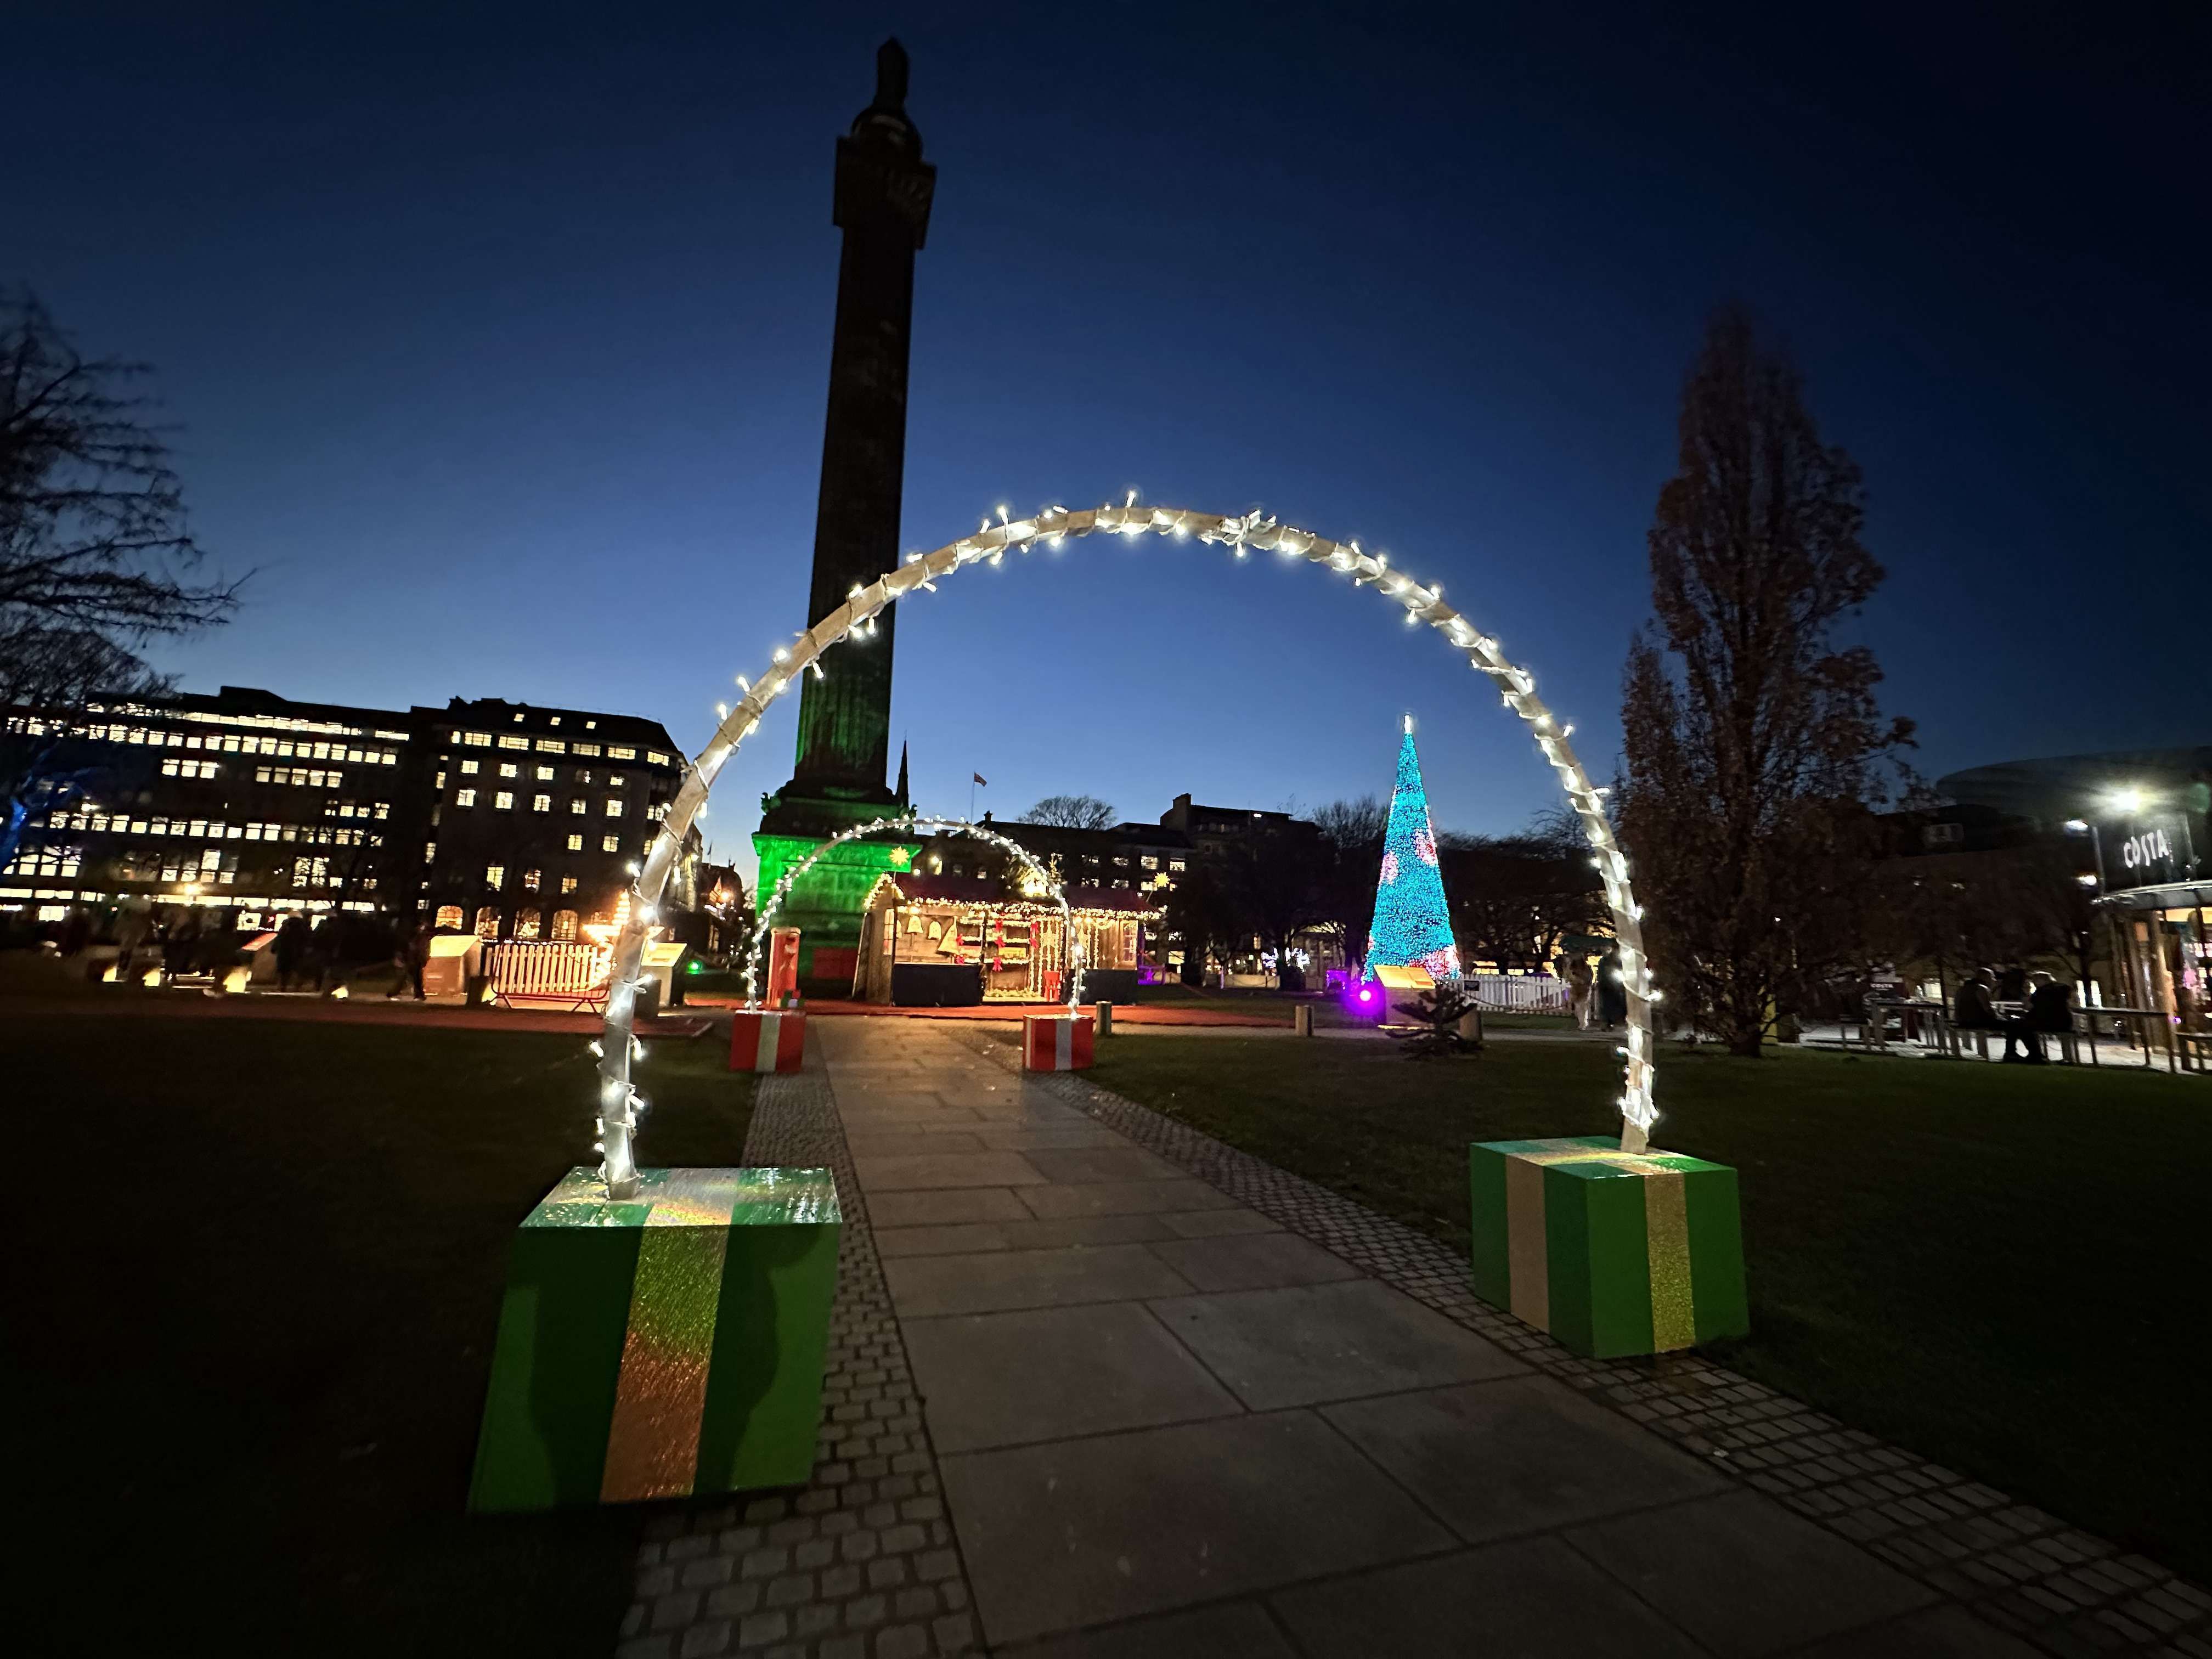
top-left (729, 1009), bottom-right (806, 1073)
top-left (1022, 1011), bottom-right (1094, 1072)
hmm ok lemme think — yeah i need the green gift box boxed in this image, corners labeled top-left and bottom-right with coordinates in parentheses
top-left (1469, 1136), bottom-right (1747, 1358)
top-left (469, 1166), bottom-right (841, 1513)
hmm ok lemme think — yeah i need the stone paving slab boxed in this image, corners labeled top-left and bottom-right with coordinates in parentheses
top-left (1013, 1178), bottom-right (1240, 1220)
top-left (853, 1152), bottom-right (1049, 1190)
top-left (997, 1601), bottom-right (1297, 1658)
top-left (1321, 1374), bottom-right (1729, 1542)
top-left (884, 1243), bottom-right (1197, 1318)
top-left (1148, 1278), bottom-right (1527, 1409)
top-left (868, 1187), bottom-right (1035, 1228)
top-left (1567, 1489), bottom-right (1938, 1656)
top-left (901, 1302), bottom-right (1241, 1452)
top-left (1269, 1536), bottom-right (1711, 1658)
top-left (1144, 1229), bottom-right (1364, 1293)
top-left (939, 1410), bottom-right (1456, 1645)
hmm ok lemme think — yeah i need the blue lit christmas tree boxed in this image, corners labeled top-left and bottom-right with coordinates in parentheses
top-left (1363, 719), bottom-right (1460, 983)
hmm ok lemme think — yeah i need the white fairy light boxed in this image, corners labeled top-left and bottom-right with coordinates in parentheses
top-left (591, 499), bottom-right (1662, 1199)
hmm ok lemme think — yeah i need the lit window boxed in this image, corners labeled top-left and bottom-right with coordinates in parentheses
top-left (462, 731), bottom-right (491, 747)
top-left (536, 738), bottom-right (565, 753)
top-left (573, 742), bottom-right (600, 757)
top-left (455, 789), bottom-right (476, 807)
top-left (559, 874), bottom-right (578, 894)
top-left (474, 906), bottom-right (499, 938)
top-left (1141, 856), bottom-right (1158, 869)
top-left (499, 762), bottom-right (518, 778)
top-left (534, 765), bottom-right (554, 780)
top-left (551, 909), bottom-right (578, 941)
top-left (424, 842), bottom-right (437, 862)
top-left (607, 772), bottom-right (626, 787)
top-left (566, 833), bottom-right (583, 851)
top-left (604, 799), bottom-right (623, 817)
top-left (486, 864), bottom-right (505, 889)
top-left (435, 904), bottom-right (463, 929)
top-left (515, 909), bottom-right (541, 940)
top-left (608, 745), bottom-right (636, 760)
top-left (647, 751), bottom-right (668, 766)
top-left (435, 771), bottom-right (446, 789)
top-left (569, 798), bottom-right (586, 814)
top-left (584, 720), bottom-right (597, 731)
top-left (601, 835), bottom-right (619, 853)
top-left (522, 869), bottom-right (541, 891)
top-left (494, 792), bottom-right (515, 810)
top-left (460, 758), bottom-right (479, 775)
top-left (532, 794), bottom-right (551, 812)
top-left (498, 735), bottom-right (528, 750)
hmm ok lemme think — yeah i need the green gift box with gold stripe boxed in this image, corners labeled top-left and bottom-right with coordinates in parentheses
top-left (469, 1166), bottom-right (841, 1513)
top-left (1469, 1137), bottom-right (1747, 1358)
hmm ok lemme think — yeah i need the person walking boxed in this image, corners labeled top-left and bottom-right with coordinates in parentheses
top-left (274, 913), bottom-right (310, 991)
top-left (1566, 957), bottom-right (1594, 1030)
top-left (1596, 945), bottom-right (1628, 1031)
top-left (388, 919), bottom-right (431, 1000)
top-left (161, 906), bottom-right (201, 985)
top-left (114, 896), bottom-right (153, 979)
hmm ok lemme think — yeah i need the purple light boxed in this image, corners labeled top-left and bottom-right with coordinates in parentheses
top-left (1358, 987), bottom-right (1374, 1003)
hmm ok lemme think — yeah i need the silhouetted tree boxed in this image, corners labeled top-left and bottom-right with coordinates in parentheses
top-left (1617, 306), bottom-right (1914, 1055)
top-left (1443, 808), bottom-right (1608, 969)
top-left (1312, 795), bottom-right (1388, 975)
top-left (1018, 793), bottom-right (1116, 830)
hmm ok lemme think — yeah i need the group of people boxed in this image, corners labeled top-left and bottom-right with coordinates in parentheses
top-left (1950, 964), bottom-right (2073, 1064)
top-left (1562, 946), bottom-right (1628, 1032)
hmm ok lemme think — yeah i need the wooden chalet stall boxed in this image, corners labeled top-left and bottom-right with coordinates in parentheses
top-left (854, 873), bottom-right (1160, 1006)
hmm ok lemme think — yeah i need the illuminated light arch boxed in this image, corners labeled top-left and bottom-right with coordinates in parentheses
top-left (740, 813), bottom-right (1082, 1012)
top-left (593, 501), bottom-right (1660, 1198)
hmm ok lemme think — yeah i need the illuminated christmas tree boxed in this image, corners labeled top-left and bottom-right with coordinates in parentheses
top-left (1363, 719), bottom-right (1460, 983)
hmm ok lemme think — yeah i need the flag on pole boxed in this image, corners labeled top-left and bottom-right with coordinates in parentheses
top-left (973, 773), bottom-right (988, 786)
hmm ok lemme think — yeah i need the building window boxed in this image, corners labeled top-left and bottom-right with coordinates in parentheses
top-left (536, 738), bottom-right (566, 754)
top-left (498, 735), bottom-right (529, 750)
top-left (569, 797), bottom-right (586, 814)
top-left (534, 765), bottom-right (554, 780)
top-left (435, 904), bottom-right (464, 929)
top-left (455, 789), bottom-right (476, 807)
top-left (1169, 859), bottom-right (1186, 872)
top-left (1141, 855), bottom-right (1158, 869)
top-left (601, 834), bottom-right (619, 853)
top-left (647, 750), bottom-right (669, 766)
top-left (559, 874), bottom-right (578, 894)
top-left (475, 906), bottom-right (500, 938)
top-left (532, 794), bottom-right (551, 812)
top-left (566, 833), bottom-right (583, 852)
top-left (515, 909), bottom-right (542, 940)
top-left (522, 869), bottom-right (541, 891)
top-left (604, 799), bottom-right (623, 817)
top-left (499, 762), bottom-right (518, 778)
top-left (461, 731), bottom-right (491, 747)
top-left (573, 742), bottom-right (600, 757)
top-left (460, 759), bottom-right (479, 775)
top-left (486, 864), bottom-right (506, 889)
top-left (608, 744), bottom-right (635, 760)
top-left (424, 841), bottom-right (437, 862)
top-left (551, 909), bottom-right (578, 941)
top-left (494, 792), bottom-right (515, 810)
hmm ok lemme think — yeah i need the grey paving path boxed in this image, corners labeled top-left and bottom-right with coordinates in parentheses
top-left (624, 1016), bottom-right (2210, 1659)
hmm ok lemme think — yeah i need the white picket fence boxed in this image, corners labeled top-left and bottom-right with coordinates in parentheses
top-left (1464, 973), bottom-right (1568, 1013)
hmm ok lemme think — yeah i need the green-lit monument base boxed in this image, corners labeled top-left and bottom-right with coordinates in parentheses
top-left (468, 1166), bottom-right (841, 1513)
top-left (1469, 1136), bottom-right (1747, 1359)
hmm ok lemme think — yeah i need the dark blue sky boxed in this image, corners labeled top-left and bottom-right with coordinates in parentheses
top-left (10, 4), bottom-right (2205, 875)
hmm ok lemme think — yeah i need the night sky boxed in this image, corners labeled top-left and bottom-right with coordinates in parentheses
top-left (10, 4), bottom-right (2205, 877)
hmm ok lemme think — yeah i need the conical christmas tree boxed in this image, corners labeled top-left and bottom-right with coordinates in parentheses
top-left (1363, 721), bottom-right (1460, 983)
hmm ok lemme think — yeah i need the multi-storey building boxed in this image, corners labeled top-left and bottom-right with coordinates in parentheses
top-left (1, 684), bottom-right (697, 941)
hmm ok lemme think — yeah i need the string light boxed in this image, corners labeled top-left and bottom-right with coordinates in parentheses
top-left (589, 499), bottom-right (1662, 1199)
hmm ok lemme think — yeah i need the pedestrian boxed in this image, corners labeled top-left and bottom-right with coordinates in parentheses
top-left (161, 906), bottom-right (201, 985)
top-left (1567, 957), bottom-right (1594, 1029)
top-left (114, 896), bottom-right (153, 978)
top-left (57, 905), bottom-right (92, 961)
top-left (1596, 945), bottom-right (1628, 1031)
top-left (274, 913), bottom-right (310, 990)
top-left (388, 919), bottom-right (431, 999)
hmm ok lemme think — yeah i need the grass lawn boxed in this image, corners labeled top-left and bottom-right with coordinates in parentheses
top-left (1087, 1034), bottom-right (2212, 1582)
top-left (10, 1003), bottom-right (753, 1657)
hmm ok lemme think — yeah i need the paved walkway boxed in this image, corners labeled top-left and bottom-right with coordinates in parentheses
top-left (623, 1018), bottom-right (2208, 1659)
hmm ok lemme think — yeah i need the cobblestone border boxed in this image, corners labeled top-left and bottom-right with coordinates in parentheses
top-left (949, 1024), bottom-right (2211, 1659)
top-left (617, 1056), bottom-right (982, 1659)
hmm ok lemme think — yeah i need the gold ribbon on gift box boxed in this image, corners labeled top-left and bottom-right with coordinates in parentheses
top-left (1502, 1143), bottom-right (1696, 1352)
top-left (599, 1173), bottom-right (744, 1503)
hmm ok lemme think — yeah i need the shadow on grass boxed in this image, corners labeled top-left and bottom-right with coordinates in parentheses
top-left (1088, 1034), bottom-right (2212, 1584)
top-left (10, 1007), bottom-right (755, 1656)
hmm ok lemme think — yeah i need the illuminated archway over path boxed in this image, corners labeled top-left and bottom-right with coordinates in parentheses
top-left (594, 503), bottom-right (1660, 1198)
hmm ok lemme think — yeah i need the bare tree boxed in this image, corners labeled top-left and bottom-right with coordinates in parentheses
top-left (1617, 306), bottom-right (1914, 1054)
top-left (1312, 794), bottom-right (1387, 975)
top-left (1018, 793), bottom-right (1116, 830)
top-left (1, 291), bottom-right (240, 869)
